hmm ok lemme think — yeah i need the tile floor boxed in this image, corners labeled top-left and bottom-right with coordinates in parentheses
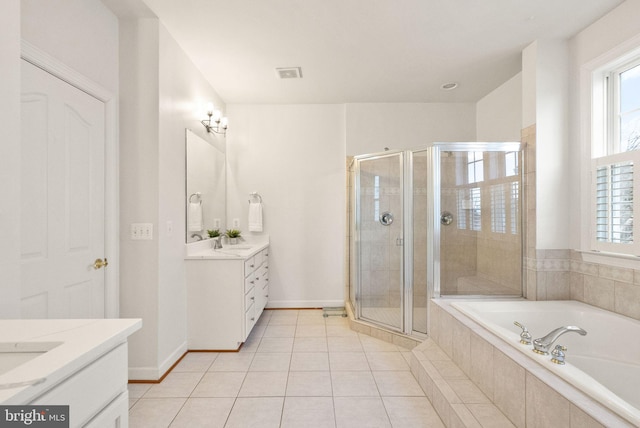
top-left (128, 309), bottom-right (444, 427)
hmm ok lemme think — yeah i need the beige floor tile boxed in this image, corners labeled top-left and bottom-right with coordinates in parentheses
top-left (128, 383), bottom-right (152, 399)
top-left (268, 315), bottom-right (299, 326)
top-left (290, 352), bottom-right (330, 371)
top-left (366, 352), bottom-right (410, 371)
top-left (286, 371), bottom-right (333, 396)
top-left (172, 352), bottom-right (218, 372)
top-left (293, 337), bottom-right (328, 352)
top-left (334, 397), bottom-right (392, 428)
top-left (295, 324), bottom-right (327, 337)
top-left (129, 398), bottom-right (138, 409)
top-left (281, 396), bottom-right (336, 428)
top-left (326, 325), bottom-right (359, 337)
top-left (296, 312), bottom-right (327, 325)
top-left (263, 324), bottom-right (296, 337)
top-left (238, 371), bottom-right (289, 396)
top-left (209, 352), bottom-right (255, 372)
top-left (129, 398), bottom-right (186, 428)
top-left (329, 352), bottom-right (370, 371)
top-left (225, 397), bottom-right (284, 428)
top-left (249, 352), bottom-right (291, 371)
top-left (169, 397), bottom-right (234, 428)
top-left (382, 396), bottom-right (445, 428)
top-left (331, 371), bottom-right (379, 397)
top-left (257, 337), bottom-right (294, 353)
top-left (144, 372), bottom-right (203, 398)
top-left (372, 371), bottom-right (425, 397)
top-left (360, 335), bottom-right (401, 352)
top-left (328, 336), bottom-right (364, 352)
top-left (190, 372), bottom-right (246, 397)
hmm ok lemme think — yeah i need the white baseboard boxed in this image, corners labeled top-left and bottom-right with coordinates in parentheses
top-left (266, 300), bottom-right (345, 309)
top-left (128, 340), bottom-right (188, 381)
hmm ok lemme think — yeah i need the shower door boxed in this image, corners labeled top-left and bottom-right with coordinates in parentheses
top-left (436, 144), bottom-right (523, 296)
top-left (354, 152), bottom-right (404, 331)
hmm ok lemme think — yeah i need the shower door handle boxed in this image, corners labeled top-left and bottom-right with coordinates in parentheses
top-left (379, 211), bottom-right (394, 226)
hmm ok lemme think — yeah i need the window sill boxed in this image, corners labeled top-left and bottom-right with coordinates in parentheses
top-left (578, 249), bottom-right (640, 269)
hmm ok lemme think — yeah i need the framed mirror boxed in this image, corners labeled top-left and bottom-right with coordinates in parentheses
top-left (185, 129), bottom-right (226, 243)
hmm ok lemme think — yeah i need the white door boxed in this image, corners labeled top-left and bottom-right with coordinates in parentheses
top-left (20, 60), bottom-right (106, 319)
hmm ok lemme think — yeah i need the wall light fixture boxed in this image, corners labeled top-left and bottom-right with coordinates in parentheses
top-left (201, 103), bottom-right (228, 135)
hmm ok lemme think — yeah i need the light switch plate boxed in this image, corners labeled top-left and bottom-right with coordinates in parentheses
top-left (233, 218), bottom-right (240, 228)
top-left (131, 223), bottom-right (153, 240)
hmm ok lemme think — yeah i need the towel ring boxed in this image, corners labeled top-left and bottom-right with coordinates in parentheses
top-left (189, 192), bottom-right (202, 204)
top-left (248, 192), bottom-right (263, 204)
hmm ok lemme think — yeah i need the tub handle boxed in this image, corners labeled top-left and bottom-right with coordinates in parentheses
top-left (551, 345), bottom-right (567, 365)
top-left (513, 321), bottom-right (532, 345)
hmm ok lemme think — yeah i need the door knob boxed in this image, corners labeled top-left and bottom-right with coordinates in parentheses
top-left (93, 258), bottom-right (109, 270)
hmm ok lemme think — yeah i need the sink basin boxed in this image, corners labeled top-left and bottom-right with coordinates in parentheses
top-left (0, 342), bottom-right (62, 376)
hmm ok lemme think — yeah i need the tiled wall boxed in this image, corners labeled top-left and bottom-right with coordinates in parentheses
top-left (523, 124), bottom-right (640, 322)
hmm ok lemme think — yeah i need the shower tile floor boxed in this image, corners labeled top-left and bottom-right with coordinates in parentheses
top-left (128, 309), bottom-right (444, 428)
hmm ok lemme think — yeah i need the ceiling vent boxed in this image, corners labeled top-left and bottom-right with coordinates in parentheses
top-left (276, 67), bottom-right (303, 79)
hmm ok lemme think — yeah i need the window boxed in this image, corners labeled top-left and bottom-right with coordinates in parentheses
top-left (591, 55), bottom-right (640, 255)
top-left (491, 184), bottom-right (506, 233)
top-left (505, 152), bottom-right (519, 177)
top-left (611, 62), bottom-right (640, 153)
top-left (467, 152), bottom-right (484, 183)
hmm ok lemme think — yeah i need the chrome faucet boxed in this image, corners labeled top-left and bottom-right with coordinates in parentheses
top-left (532, 326), bottom-right (587, 355)
top-left (212, 236), bottom-right (223, 249)
top-left (191, 233), bottom-right (203, 241)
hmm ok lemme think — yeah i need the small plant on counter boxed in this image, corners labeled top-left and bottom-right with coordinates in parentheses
top-left (225, 229), bottom-right (242, 238)
top-left (207, 229), bottom-right (220, 238)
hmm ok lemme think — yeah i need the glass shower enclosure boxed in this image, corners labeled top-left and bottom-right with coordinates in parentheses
top-left (349, 143), bottom-right (522, 336)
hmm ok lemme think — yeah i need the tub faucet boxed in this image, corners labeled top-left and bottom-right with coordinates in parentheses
top-left (532, 326), bottom-right (587, 355)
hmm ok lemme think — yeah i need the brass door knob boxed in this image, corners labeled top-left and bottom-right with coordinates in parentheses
top-left (93, 258), bottom-right (109, 270)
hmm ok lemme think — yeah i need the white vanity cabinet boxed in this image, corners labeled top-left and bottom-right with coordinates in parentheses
top-left (186, 245), bottom-right (269, 350)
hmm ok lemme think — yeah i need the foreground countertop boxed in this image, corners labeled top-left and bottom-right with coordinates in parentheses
top-left (0, 318), bottom-right (141, 404)
top-left (185, 236), bottom-right (269, 260)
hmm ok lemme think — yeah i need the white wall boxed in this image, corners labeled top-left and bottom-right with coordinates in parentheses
top-left (118, 16), bottom-right (226, 379)
top-left (522, 40), bottom-right (570, 250)
top-left (0, 0), bottom-right (119, 319)
top-left (476, 73), bottom-right (522, 142)
top-left (345, 103), bottom-right (477, 156)
top-left (0, 0), bottom-right (21, 318)
top-left (21, 0), bottom-right (119, 93)
top-left (569, 0), bottom-right (640, 250)
top-left (157, 23), bottom-right (226, 372)
top-left (226, 104), bottom-right (346, 308)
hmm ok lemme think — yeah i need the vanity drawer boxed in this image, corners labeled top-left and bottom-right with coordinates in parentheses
top-left (244, 303), bottom-right (256, 339)
top-left (245, 287), bottom-right (256, 309)
top-left (244, 276), bottom-right (256, 293)
top-left (244, 256), bottom-right (257, 276)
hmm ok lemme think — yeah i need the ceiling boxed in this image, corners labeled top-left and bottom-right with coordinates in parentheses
top-left (136, 0), bottom-right (624, 104)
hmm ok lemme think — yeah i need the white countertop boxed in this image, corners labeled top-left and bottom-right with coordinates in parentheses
top-left (0, 318), bottom-right (141, 404)
top-left (185, 236), bottom-right (269, 260)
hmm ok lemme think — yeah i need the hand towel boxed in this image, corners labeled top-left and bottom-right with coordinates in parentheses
top-left (248, 202), bottom-right (263, 232)
top-left (188, 202), bottom-right (203, 232)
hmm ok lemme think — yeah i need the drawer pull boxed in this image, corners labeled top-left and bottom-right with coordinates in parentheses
top-left (250, 264), bottom-right (254, 268)
top-left (250, 280), bottom-right (255, 284)
top-left (251, 296), bottom-right (255, 300)
top-left (251, 317), bottom-right (255, 321)
top-left (256, 276), bottom-right (260, 280)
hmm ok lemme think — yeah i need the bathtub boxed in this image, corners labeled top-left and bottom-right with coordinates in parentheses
top-left (450, 300), bottom-right (640, 426)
